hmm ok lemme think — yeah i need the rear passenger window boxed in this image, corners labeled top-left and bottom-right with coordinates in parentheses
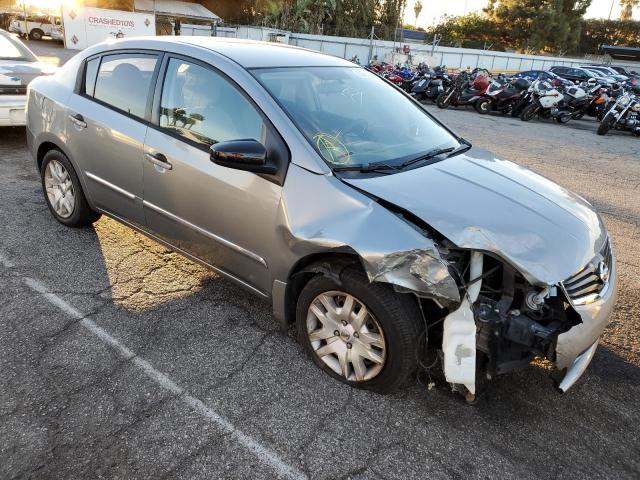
top-left (84, 58), bottom-right (99, 97)
top-left (92, 53), bottom-right (158, 118)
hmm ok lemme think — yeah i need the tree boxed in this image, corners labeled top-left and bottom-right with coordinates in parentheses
top-left (579, 18), bottom-right (640, 53)
top-left (484, 0), bottom-right (592, 54)
top-left (413, 0), bottom-right (422, 26)
top-left (428, 13), bottom-right (503, 49)
top-left (620, 0), bottom-right (639, 20)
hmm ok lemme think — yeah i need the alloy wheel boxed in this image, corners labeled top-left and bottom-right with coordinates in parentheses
top-left (44, 159), bottom-right (75, 218)
top-left (306, 291), bottom-right (386, 382)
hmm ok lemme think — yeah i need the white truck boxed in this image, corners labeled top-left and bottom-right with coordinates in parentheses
top-left (9, 14), bottom-right (63, 41)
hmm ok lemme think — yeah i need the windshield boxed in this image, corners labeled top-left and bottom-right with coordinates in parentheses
top-left (0, 34), bottom-right (36, 61)
top-left (252, 66), bottom-right (459, 168)
top-left (585, 69), bottom-right (605, 78)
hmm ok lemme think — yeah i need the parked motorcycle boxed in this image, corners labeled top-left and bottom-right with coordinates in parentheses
top-left (475, 78), bottom-right (530, 115)
top-left (436, 71), bottom-right (490, 110)
top-left (520, 79), bottom-right (571, 123)
top-left (597, 91), bottom-right (640, 136)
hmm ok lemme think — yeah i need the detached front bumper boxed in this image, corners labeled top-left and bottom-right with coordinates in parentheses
top-left (0, 95), bottom-right (27, 126)
top-left (554, 253), bottom-right (617, 390)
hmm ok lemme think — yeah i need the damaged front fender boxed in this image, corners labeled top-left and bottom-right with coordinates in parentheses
top-left (273, 164), bottom-right (460, 304)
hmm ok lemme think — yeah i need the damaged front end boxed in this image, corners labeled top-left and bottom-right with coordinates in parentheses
top-left (438, 239), bottom-right (616, 398)
top-left (279, 164), bottom-right (616, 397)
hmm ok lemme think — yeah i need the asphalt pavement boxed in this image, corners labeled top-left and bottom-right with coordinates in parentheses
top-left (0, 41), bottom-right (639, 479)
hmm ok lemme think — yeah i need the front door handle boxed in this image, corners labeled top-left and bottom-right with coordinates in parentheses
top-left (68, 113), bottom-right (87, 129)
top-left (145, 152), bottom-right (173, 171)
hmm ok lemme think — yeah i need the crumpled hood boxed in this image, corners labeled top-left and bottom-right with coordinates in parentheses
top-left (0, 61), bottom-right (56, 86)
top-left (342, 148), bottom-right (607, 286)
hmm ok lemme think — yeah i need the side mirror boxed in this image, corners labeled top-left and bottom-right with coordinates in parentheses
top-left (210, 139), bottom-right (277, 174)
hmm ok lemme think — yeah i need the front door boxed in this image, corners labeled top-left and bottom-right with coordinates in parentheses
top-left (65, 52), bottom-right (160, 225)
top-left (142, 57), bottom-right (285, 295)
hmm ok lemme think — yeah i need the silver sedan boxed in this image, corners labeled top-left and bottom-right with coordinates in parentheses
top-left (26, 37), bottom-right (616, 399)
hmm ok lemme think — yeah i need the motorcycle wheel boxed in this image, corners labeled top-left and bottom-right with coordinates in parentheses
top-left (520, 103), bottom-right (538, 122)
top-left (538, 109), bottom-right (552, 120)
top-left (475, 98), bottom-right (491, 114)
top-left (597, 113), bottom-right (614, 136)
top-left (555, 113), bottom-right (572, 124)
top-left (436, 91), bottom-right (452, 109)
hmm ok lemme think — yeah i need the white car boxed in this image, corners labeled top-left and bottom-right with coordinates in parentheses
top-left (9, 14), bottom-right (62, 41)
top-left (0, 31), bottom-right (56, 126)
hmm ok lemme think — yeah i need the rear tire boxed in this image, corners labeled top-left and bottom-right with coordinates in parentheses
top-left (520, 103), bottom-right (538, 122)
top-left (597, 113), bottom-right (614, 136)
top-left (475, 98), bottom-right (491, 114)
top-left (40, 150), bottom-right (101, 227)
top-left (296, 266), bottom-right (424, 393)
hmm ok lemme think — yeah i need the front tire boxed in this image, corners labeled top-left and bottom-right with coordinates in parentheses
top-left (520, 103), bottom-right (538, 122)
top-left (296, 266), bottom-right (424, 393)
top-left (475, 98), bottom-right (491, 114)
top-left (40, 150), bottom-right (100, 227)
top-left (597, 113), bottom-right (614, 136)
top-left (436, 91), bottom-right (453, 109)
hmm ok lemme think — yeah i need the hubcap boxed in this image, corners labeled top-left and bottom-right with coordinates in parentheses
top-left (44, 160), bottom-right (75, 219)
top-left (306, 291), bottom-right (386, 382)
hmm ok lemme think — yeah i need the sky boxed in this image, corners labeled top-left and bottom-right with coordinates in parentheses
top-left (404, 0), bottom-right (640, 28)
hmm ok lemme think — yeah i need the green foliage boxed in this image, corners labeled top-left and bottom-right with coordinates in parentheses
top-left (483, 0), bottom-right (591, 54)
top-left (580, 18), bottom-right (640, 53)
top-left (620, 0), bottom-right (639, 20)
top-left (428, 13), bottom-right (502, 49)
top-left (413, 0), bottom-right (422, 25)
top-left (427, 10), bottom-right (640, 55)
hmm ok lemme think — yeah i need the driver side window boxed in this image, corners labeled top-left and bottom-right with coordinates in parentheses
top-left (159, 58), bottom-right (266, 148)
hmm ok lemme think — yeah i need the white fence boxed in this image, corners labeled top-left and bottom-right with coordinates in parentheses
top-left (213, 26), bottom-right (640, 71)
top-left (287, 32), bottom-right (587, 71)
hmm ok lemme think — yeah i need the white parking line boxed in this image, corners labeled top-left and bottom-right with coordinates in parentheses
top-left (2, 267), bottom-right (307, 480)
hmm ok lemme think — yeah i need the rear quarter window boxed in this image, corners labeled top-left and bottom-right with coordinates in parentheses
top-left (84, 58), bottom-right (100, 97)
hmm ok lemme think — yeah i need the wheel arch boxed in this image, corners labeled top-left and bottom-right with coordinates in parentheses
top-left (279, 250), bottom-right (366, 327)
top-left (34, 136), bottom-right (96, 209)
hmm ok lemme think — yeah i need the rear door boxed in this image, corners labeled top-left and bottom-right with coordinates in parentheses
top-left (65, 51), bottom-right (161, 225)
top-left (141, 56), bottom-right (287, 295)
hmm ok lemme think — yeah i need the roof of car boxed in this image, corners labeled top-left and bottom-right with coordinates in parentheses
top-left (104, 36), bottom-right (355, 69)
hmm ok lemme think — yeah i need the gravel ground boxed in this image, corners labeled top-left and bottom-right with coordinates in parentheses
top-left (1, 44), bottom-right (639, 478)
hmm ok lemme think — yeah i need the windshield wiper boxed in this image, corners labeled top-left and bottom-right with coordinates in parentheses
top-left (398, 143), bottom-right (472, 169)
top-left (332, 163), bottom-right (401, 174)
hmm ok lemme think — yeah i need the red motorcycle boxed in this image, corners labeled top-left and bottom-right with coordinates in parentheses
top-left (475, 78), bottom-right (531, 115)
top-left (436, 71), bottom-right (490, 110)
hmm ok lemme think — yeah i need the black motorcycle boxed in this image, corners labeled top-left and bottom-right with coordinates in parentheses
top-left (597, 91), bottom-right (640, 136)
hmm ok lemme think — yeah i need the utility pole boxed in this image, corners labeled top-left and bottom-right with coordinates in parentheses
top-left (368, 26), bottom-right (375, 64)
top-left (608, 0), bottom-right (615, 20)
top-left (22, 0), bottom-right (27, 38)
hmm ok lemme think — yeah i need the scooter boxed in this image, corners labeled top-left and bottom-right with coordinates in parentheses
top-left (412, 66), bottom-right (450, 102)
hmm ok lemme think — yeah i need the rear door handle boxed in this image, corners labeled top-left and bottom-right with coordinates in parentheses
top-left (145, 152), bottom-right (173, 171)
top-left (68, 113), bottom-right (87, 129)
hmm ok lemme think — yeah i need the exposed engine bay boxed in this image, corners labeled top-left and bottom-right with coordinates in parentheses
top-left (425, 247), bottom-right (595, 399)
